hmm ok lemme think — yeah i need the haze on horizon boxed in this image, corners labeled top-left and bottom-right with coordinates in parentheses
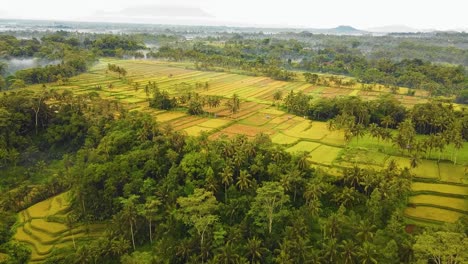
top-left (1, 0), bottom-right (467, 31)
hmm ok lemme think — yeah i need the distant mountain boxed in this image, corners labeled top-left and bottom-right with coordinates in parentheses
top-left (306, 25), bottom-right (368, 35)
top-left (367, 25), bottom-right (426, 33)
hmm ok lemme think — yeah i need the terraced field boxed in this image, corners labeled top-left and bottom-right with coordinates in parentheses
top-left (13, 193), bottom-right (106, 263)
top-left (28, 59), bottom-right (467, 225)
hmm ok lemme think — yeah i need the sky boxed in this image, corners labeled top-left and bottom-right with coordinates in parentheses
top-left (1, 0), bottom-right (467, 30)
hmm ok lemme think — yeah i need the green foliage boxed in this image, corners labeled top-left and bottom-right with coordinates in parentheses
top-left (414, 231), bottom-right (468, 264)
top-left (149, 87), bottom-right (178, 110)
top-left (0, 241), bottom-right (31, 264)
top-left (249, 182), bottom-right (289, 234)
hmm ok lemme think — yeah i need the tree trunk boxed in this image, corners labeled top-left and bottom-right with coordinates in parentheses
top-left (201, 229), bottom-right (206, 264)
top-left (34, 108), bottom-right (39, 135)
top-left (130, 222), bottom-right (136, 250)
top-left (149, 220), bottom-right (152, 244)
top-left (268, 217), bottom-right (273, 234)
top-left (225, 184), bottom-right (228, 203)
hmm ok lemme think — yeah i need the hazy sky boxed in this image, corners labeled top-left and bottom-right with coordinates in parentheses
top-left (2, 0), bottom-right (467, 30)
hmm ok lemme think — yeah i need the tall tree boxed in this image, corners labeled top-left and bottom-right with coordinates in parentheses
top-left (176, 188), bottom-right (219, 262)
top-left (119, 195), bottom-right (140, 251)
top-left (249, 182), bottom-right (289, 234)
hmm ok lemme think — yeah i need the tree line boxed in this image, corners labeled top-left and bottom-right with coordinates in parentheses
top-left (0, 33), bottom-right (146, 90)
top-left (150, 39), bottom-right (467, 97)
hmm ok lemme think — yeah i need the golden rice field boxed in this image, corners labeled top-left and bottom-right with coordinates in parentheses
top-left (13, 193), bottom-right (106, 263)
top-left (404, 206), bottom-right (465, 223)
top-left (26, 58), bottom-right (467, 224)
top-left (409, 195), bottom-right (468, 213)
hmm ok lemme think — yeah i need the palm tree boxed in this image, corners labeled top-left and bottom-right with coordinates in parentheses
top-left (110, 236), bottom-right (130, 256)
top-left (304, 182), bottom-right (323, 203)
top-left (381, 115), bottom-right (394, 129)
top-left (322, 238), bottom-right (339, 263)
top-left (306, 198), bottom-right (322, 217)
top-left (356, 220), bottom-right (376, 243)
top-left (119, 195), bottom-right (140, 250)
top-left (221, 167), bottom-right (234, 202)
top-left (236, 169), bottom-right (253, 191)
top-left (297, 152), bottom-right (310, 170)
top-left (333, 187), bottom-right (356, 208)
top-left (344, 166), bottom-right (362, 188)
top-left (339, 239), bottom-right (357, 264)
top-left (352, 123), bottom-right (366, 143)
top-left (368, 123), bottom-right (381, 142)
top-left (357, 242), bottom-right (378, 264)
top-left (274, 242), bottom-right (293, 264)
top-left (215, 242), bottom-right (240, 264)
top-left (226, 93), bottom-right (241, 117)
top-left (246, 237), bottom-right (267, 263)
top-left (205, 168), bottom-right (219, 193)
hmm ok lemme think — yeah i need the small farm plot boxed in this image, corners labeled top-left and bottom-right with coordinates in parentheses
top-left (240, 112), bottom-right (277, 126)
top-left (155, 112), bottom-right (187, 122)
top-left (300, 121), bottom-right (332, 140)
top-left (271, 133), bottom-right (300, 145)
top-left (438, 162), bottom-right (466, 184)
top-left (409, 195), bottom-right (468, 213)
top-left (411, 182), bottom-right (468, 197)
top-left (197, 119), bottom-right (232, 129)
top-left (218, 124), bottom-right (274, 137)
top-left (388, 157), bottom-right (440, 179)
top-left (183, 126), bottom-right (212, 136)
top-left (404, 206), bottom-right (464, 223)
top-left (337, 148), bottom-right (389, 167)
top-left (284, 120), bottom-right (313, 136)
top-left (319, 130), bottom-right (346, 147)
top-left (286, 141), bottom-right (321, 154)
top-left (309, 145), bottom-right (343, 165)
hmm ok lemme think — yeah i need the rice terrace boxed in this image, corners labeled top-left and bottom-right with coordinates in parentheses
top-left (24, 58), bottom-right (468, 227)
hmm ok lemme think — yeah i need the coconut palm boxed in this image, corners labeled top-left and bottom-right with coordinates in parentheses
top-left (221, 167), bottom-right (234, 202)
top-left (246, 237), bottom-right (267, 263)
top-left (339, 239), bottom-right (357, 264)
top-left (357, 242), bottom-right (378, 264)
top-left (236, 169), bottom-right (253, 191)
top-left (119, 195), bottom-right (140, 250)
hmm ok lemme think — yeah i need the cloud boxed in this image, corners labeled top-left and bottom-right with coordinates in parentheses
top-left (118, 5), bottom-right (213, 18)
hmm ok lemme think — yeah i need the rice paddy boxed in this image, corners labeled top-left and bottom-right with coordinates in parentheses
top-left (13, 193), bottom-right (106, 263)
top-left (404, 206), bottom-right (465, 223)
top-left (24, 58), bottom-right (467, 225)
